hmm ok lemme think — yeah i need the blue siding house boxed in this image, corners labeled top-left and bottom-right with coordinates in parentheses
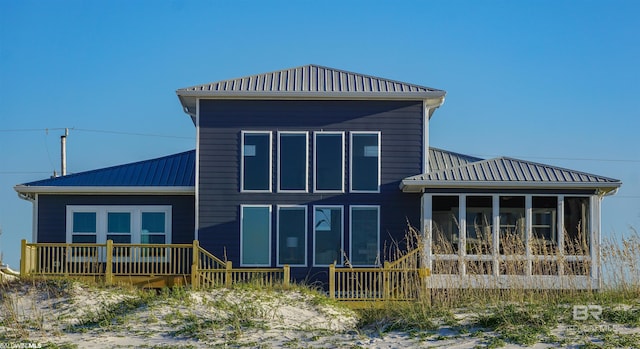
top-left (15, 65), bottom-right (621, 288)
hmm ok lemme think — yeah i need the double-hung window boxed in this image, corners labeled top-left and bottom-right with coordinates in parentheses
top-left (314, 132), bottom-right (344, 192)
top-left (241, 131), bottom-right (272, 192)
top-left (278, 132), bottom-right (308, 192)
top-left (350, 132), bottom-right (380, 192)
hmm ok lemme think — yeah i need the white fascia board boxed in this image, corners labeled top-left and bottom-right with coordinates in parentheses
top-left (14, 185), bottom-right (195, 195)
top-left (400, 180), bottom-right (621, 193)
top-left (177, 90), bottom-right (446, 99)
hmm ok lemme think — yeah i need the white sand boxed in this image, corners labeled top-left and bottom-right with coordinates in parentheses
top-left (0, 281), bottom-right (637, 348)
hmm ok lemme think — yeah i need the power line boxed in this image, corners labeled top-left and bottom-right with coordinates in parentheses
top-left (0, 127), bottom-right (193, 140)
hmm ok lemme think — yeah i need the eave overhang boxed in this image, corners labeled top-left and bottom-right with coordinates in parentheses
top-left (177, 91), bottom-right (446, 119)
top-left (400, 180), bottom-right (621, 195)
top-left (14, 185), bottom-right (195, 200)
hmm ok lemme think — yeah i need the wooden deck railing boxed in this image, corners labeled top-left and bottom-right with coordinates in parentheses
top-left (328, 246), bottom-right (430, 302)
top-left (20, 240), bottom-right (288, 288)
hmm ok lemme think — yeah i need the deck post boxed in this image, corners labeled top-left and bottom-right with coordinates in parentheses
top-left (283, 265), bottom-right (290, 287)
top-left (105, 240), bottom-right (113, 285)
top-left (384, 261), bottom-right (391, 300)
top-left (191, 240), bottom-right (200, 289)
top-left (225, 261), bottom-right (232, 287)
top-left (20, 239), bottom-right (27, 277)
top-left (328, 264), bottom-right (335, 299)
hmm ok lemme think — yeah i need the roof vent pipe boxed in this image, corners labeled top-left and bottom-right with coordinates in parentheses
top-left (61, 128), bottom-right (68, 176)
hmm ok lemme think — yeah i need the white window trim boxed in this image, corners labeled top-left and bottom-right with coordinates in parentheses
top-left (349, 205), bottom-right (380, 267)
top-left (66, 205), bottom-right (172, 244)
top-left (240, 131), bottom-right (272, 193)
top-left (240, 204), bottom-right (272, 267)
top-left (276, 205), bottom-right (308, 267)
top-left (313, 131), bottom-right (345, 193)
top-left (349, 131), bottom-right (381, 193)
top-left (277, 131), bottom-right (309, 193)
top-left (313, 205), bottom-right (344, 267)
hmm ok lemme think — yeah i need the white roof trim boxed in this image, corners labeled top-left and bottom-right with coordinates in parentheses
top-left (14, 185), bottom-right (195, 195)
top-left (400, 180), bottom-right (621, 193)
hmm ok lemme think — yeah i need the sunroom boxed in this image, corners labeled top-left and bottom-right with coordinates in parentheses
top-left (402, 155), bottom-right (621, 290)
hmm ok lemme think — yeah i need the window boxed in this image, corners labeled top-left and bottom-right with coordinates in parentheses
top-left (350, 206), bottom-right (379, 266)
top-left (350, 132), bottom-right (380, 192)
top-left (71, 211), bottom-right (97, 243)
top-left (278, 132), bottom-right (308, 192)
top-left (241, 131), bottom-right (272, 192)
top-left (314, 132), bottom-right (344, 192)
top-left (277, 206), bottom-right (307, 266)
top-left (313, 206), bottom-right (343, 266)
top-left (240, 205), bottom-right (271, 266)
top-left (66, 206), bottom-right (171, 245)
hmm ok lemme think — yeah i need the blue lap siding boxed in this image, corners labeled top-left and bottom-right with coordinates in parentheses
top-left (198, 99), bottom-right (424, 280)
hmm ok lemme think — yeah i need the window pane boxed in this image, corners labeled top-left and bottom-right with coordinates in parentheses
top-left (466, 196), bottom-right (493, 255)
top-left (73, 212), bottom-right (96, 233)
top-left (564, 197), bottom-right (590, 255)
top-left (314, 207), bottom-right (342, 265)
top-left (350, 207), bottom-right (379, 265)
top-left (243, 133), bottom-right (271, 191)
top-left (351, 133), bottom-right (379, 191)
top-left (432, 196), bottom-right (459, 254)
top-left (108, 212), bottom-right (131, 233)
top-left (241, 206), bottom-right (271, 265)
top-left (315, 133), bottom-right (343, 191)
top-left (72, 234), bottom-right (96, 243)
top-left (279, 133), bottom-right (307, 191)
top-left (107, 234), bottom-right (131, 243)
top-left (532, 196), bottom-right (558, 254)
top-left (142, 212), bottom-right (165, 233)
top-left (141, 235), bottom-right (166, 244)
top-left (278, 207), bottom-right (306, 265)
top-left (499, 196), bottom-right (525, 255)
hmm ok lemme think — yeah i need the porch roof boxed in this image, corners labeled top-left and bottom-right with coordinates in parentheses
top-left (402, 156), bottom-right (621, 194)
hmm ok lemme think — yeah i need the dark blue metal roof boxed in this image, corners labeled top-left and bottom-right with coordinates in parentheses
top-left (23, 150), bottom-right (195, 187)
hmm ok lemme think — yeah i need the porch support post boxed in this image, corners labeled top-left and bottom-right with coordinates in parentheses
top-left (421, 194), bottom-right (432, 285)
top-left (105, 239), bottom-right (113, 285)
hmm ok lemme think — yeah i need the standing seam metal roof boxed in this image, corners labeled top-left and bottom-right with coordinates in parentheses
top-left (20, 150), bottom-right (195, 187)
top-left (177, 64), bottom-right (444, 94)
top-left (406, 156), bottom-right (621, 184)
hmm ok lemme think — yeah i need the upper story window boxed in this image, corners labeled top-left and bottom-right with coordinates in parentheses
top-left (241, 131), bottom-right (272, 192)
top-left (314, 132), bottom-right (344, 192)
top-left (350, 132), bottom-right (380, 192)
top-left (278, 132), bottom-right (308, 192)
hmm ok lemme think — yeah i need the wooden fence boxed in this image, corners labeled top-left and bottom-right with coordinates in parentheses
top-left (20, 240), bottom-right (288, 288)
top-left (328, 246), bottom-right (431, 303)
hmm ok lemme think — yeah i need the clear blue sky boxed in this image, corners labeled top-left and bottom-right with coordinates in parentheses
top-left (1, 0), bottom-right (639, 269)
